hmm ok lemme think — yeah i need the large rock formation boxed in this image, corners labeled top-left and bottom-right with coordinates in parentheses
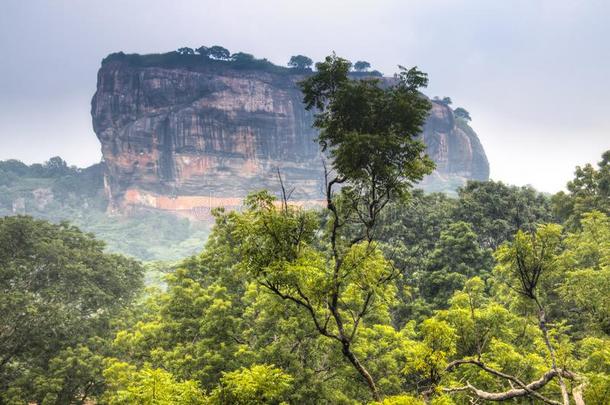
top-left (91, 52), bottom-right (489, 218)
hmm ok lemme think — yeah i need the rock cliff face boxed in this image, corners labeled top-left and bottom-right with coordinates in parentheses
top-left (92, 53), bottom-right (489, 218)
top-left (420, 102), bottom-right (490, 192)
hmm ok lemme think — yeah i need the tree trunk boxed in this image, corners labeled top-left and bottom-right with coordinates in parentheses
top-left (537, 306), bottom-right (570, 405)
top-left (572, 384), bottom-right (585, 405)
top-left (342, 341), bottom-right (381, 401)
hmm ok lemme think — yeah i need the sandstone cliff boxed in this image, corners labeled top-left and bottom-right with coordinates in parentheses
top-left (91, 52), bottom-right (489, 217)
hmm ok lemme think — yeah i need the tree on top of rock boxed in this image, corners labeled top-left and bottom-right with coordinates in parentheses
top-left (454, 107), bottom-right (472, 121)
top-left (288, 55), bottom-right (313, 70)
top-left (434, 96), bottom-right (453, 105)
top-left (177, 47), bottom-right (194, 55)
top-left (231, 52), bottom-right (255, 63)
top-left (207, 46), bottom-right (231, 60)
top-left (353, 60), bottom-right (371, 72)
top-left (195, 46), bottom-right (208, 55)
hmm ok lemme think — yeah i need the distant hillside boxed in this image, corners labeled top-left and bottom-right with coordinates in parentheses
top-left (0, 157), bottom-right (209, 260)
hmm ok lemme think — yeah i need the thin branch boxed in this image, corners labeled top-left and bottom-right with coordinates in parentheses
top-left (350, 291), bottom-right (374, 341)
top-left (260, 280), bottom-right (341, 342)
top-left (276, 167), bottom-right (294, 212)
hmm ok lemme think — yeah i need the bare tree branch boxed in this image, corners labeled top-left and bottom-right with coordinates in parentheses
top-left (444, 360), bottom-right (577, 404)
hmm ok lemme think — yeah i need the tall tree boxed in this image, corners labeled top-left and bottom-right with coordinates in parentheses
top-left (495, 225), bottom-right (572, 404)
top-left (235, 54), bottom-right (433, 401)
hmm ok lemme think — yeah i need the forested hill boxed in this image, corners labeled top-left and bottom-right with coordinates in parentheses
top-left (0, 157), bottom-right (209, 260)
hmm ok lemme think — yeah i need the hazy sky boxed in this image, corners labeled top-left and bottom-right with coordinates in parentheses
top-left (1, 0), bottom-right (608, 192)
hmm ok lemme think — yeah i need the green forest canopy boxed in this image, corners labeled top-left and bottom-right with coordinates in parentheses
top-left (1, 55), bottom-right (609, 404)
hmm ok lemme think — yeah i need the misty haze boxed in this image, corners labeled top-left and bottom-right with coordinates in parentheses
top-left (0, 1), bottom-right (609, 404)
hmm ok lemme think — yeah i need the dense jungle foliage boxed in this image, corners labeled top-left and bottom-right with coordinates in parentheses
top-left (1, 55), bottom-right (609, 404)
